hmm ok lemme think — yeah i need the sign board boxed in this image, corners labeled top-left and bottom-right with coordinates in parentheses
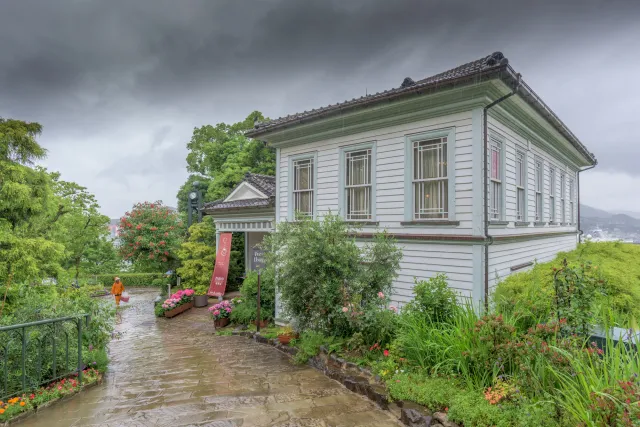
top-left (208, 233), bottom-right (233, 297)
top-left (250, 245), bottom-right (266, 271)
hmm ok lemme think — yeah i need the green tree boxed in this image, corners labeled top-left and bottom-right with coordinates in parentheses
top-left (176, 217), bottom-right (216, 288)
top-left (0, 118), bottom-right (64, 314)
top-left (117, 201), bottom-right (184, 272)
top-left (177, 111), bottom-right (275, 212)
top-left (81, 236), bottom-right (122, 275)
top-left (48, 175), bottom-right (111, 280)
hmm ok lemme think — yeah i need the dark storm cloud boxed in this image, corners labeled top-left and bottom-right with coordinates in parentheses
top-left (1, 0), bottom-right (639, 215)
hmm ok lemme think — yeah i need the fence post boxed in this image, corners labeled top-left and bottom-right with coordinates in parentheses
top-left (52, 322), bottom-right (57, 380)
top-left (77, 318), bottom-right (83, 385)
top-left (21, 327), bottom-right (26, 391)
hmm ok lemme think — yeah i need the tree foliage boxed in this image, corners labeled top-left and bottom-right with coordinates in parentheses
top-left (117, 201), bottom-right (184, 272)
top-left (177, 111), bottom-right (275, 211)
top-left (176, 217), bottom-right (216, 288)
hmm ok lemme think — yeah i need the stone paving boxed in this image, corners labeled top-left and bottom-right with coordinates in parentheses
top-left (19, 289), bottom-right (401, 427)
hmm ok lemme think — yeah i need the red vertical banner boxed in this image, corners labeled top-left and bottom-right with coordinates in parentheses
top-left (208, 233), bottom-right (233, 297)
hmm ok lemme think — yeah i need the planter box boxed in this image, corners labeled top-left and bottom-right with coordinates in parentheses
top-left (214, 317), bottom-right (230, 328)
top-left (254, 320), bottom-right (269, 328)
top-left (278, 335), bottom-right (296, 345)
top-left (164, 301), bottom-right (194, 318)
top-left (194, 295), bottom-right (209, 307)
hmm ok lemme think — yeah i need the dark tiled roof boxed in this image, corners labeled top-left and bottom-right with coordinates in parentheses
top-left (203, 172), bottom-right (276, 212)
top-left (247, 52), bottom-right (596, 165)
top-left (248, 52), bottom-right (508, 135)
top-left (204, 197), bottom-right (274, 211)
top-left (244, 173), bottom-right (276, 197)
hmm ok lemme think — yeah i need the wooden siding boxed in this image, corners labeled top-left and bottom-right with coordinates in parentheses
top-left (488, 233), bottom-right (578, 290)
top-left (354, 240), bottom-right (475, 306)
top-left (487, 115), bottom-right (578, 236)
top-left (279, 111), bottom-right (475, 235)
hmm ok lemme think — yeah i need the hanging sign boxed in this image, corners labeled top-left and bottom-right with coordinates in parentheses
top-left (208, 233), bottom-right (233, 297)
top-left (250, 245), bottom-right (266, 271)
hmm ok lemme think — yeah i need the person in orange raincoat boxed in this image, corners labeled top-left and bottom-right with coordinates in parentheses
top-left (111, 277), bottom-right (125, 307)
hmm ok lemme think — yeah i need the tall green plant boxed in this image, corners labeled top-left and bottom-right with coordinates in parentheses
top-left (263, 214), bottom-right (401, 334)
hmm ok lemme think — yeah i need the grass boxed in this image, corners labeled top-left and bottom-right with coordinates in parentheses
top-left (494, 242), bottom-right (640, 326)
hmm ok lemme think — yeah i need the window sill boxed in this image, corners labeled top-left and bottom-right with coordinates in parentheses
top-left (489, 220), bottom-right (509, 227)
top-left (400, 220), bottom-right (460, 227)
top-left (548, 221), bottom-right (560, 226)
top-left (533, 221), bottom-right (547, 227)
top-left (515, 221), bottom-right (530, 227)
top-left (345, 221), bottom-right (379, 227)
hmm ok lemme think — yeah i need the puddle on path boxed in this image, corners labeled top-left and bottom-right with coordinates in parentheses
top-left (18, 289), bottom-right (400, 426)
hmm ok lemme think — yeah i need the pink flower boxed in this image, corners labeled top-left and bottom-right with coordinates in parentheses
top-left (342, 307), bottom-right (349, 313)
top-left (389, 306), bottom-right (398, 313)
top-left (225, 308), bottom-right (231, 313)
top-left (377, 292), bottom-right (385, 299)
top-left (213, 310), bottom-right (220, 316)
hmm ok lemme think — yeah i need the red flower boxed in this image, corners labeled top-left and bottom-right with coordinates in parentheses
top-left (164, 232), bottom-right (169, 237)
top-left (29, 394), bottom-right (35, 400)
top-left (136, 225), bottom-right (142, 230)
top-left (383, 350), bottom-right (389, 357)
top-left (164, 251), bottom-right (169, 256)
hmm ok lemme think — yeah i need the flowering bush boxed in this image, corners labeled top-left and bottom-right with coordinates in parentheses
top-left (156, 288), bottom-right (195, 316)
top-left (209, 299), bottom-right (233, 321)
top-left (0, 368), bottom-right (101, 422)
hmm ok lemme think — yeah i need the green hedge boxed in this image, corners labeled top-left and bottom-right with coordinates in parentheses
top-left (93, 273), bottom-right (168, 287)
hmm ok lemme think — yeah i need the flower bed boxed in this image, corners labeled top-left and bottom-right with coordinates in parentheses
top-left (156, 289), bottom-right (195, 318)
top-left (0, 368), bottom-right (102, 425)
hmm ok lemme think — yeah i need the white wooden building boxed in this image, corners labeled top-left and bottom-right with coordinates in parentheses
top-left (242, 52), bottom-right (596, 313)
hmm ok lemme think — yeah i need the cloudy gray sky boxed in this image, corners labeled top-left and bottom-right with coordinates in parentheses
top-left (1, 0), bottom-right (639, 217)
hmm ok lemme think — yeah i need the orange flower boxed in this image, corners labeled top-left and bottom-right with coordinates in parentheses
top-left (0, 408), bottom-right (5, 414)
top-left (20, 401), bottom-right (26, 407)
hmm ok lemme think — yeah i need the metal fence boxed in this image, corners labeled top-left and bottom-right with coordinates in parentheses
top-left (0, 314), bottom-right (90, 400)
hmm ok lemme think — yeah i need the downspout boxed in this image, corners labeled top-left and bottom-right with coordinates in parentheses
top-left (577, 162), bottom-right (597, 241)
top-left (483, 73), bottom-right (521, 310)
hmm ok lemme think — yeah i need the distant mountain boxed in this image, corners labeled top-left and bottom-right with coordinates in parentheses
top-left (612, 210), bottom-right (640, 220)
top-left (580, 204), bottom-right (612, 219)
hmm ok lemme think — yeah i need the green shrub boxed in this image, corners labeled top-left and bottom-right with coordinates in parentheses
top-left (229, 270), bottom-right (275, 324)
top-left (292, 330), bottom-right (329, 364)
top-left (405, 273), bottom-right (459, 323)
top-left (176, 217), bottom-right (216, 289)
top-left (264, 214), bottom-right (402, 334)
top-left (94, 273), bottom-right (166, 287)
top-left (494, 242), bottom-right (640, 325)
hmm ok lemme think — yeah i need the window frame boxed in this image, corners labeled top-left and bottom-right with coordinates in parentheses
top-left (515, 149), bottom-right (527, 222)
top-left (534, 157), bottom-right (543, 222)
top-left (488, 134), bottom-right (506, 222)
top-left (338, 142), bottom-right (377, 222)
top-left (404, 128), bottom-right (456, 222)
top-left (568, 175), bottom-right (575, 224)
top-left (288, 152), bottom-right (318, 220)
top-left (560, 171), bottom-right (566, 224)
top-left (549, 165), bottom-right (556, 223)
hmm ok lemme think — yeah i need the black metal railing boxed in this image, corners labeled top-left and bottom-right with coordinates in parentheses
top-left (0, 314), bottom-right (90, 400)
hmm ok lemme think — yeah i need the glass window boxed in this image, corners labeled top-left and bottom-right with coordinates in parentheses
top-left (345, 149), bottom-right (372, 220)
top-left (293, 158), bottom-right (314, 217)
top-left (535, 158), bottom-right (543, 222)
top-left (413, 137), bottom-right (448, 219)
top-left (489, 138), bottom-right (502, 220)
top-left (515, 150), bottom-right (526, 221)
top-left (549, 166), bottom-right (556, 222)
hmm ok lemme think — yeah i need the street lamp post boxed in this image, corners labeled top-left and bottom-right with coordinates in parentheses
top-left (187, 181), bottom-right (203, 228)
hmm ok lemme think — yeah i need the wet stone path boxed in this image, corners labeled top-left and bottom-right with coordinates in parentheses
top-left (19, 289), bottom-right (401, 427)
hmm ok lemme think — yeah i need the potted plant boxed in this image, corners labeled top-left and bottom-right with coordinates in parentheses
top-left (193, 285), bottom-right (209, 307)
top-left (277, 325), bottom-right (298, 345)
top-left (209, 299), bottom-right (233, 328)
top-left (158, 289), bottom-right (195, 318)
